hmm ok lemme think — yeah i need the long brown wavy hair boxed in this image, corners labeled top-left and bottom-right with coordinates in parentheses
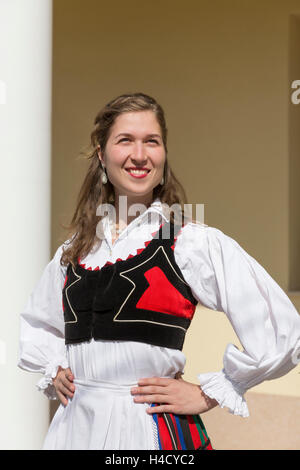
top-left (60, 92), bottom-right (188, 268)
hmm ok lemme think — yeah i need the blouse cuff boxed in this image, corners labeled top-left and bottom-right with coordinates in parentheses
top-left (197, 369), bottom-right (250, 418)
top-left (36, 357), bottom-right (69, 400)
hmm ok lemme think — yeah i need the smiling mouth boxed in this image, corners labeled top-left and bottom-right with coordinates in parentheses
top-left (125, 168), bottom-right (151, 178)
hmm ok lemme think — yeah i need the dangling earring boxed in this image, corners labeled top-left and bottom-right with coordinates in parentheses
top-left (101, 167), bottom-right (108, 184)
top-left (160, 165), bottom-right (166, 185)
top-left (98, 151), bottom-right (108, 184)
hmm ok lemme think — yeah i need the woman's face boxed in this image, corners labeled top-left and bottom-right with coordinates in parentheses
top-left (97, 110), bottom-right (166, 206)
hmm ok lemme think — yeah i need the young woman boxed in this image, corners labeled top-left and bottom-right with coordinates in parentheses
top-left (18, 92), bottom-right (300, 450)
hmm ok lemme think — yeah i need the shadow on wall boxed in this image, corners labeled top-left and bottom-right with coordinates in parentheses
top-left (201, 392), bottom-right (300, 450)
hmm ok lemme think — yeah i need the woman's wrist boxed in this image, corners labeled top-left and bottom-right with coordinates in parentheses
top-left (198, 386), bottom-right (218, 412)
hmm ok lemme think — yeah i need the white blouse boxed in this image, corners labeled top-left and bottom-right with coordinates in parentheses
top-left (17, 199), bottom-right (300, 419)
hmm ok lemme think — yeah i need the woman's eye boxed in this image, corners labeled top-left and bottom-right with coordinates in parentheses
top-left (118, 138), bottom-right (158, 144)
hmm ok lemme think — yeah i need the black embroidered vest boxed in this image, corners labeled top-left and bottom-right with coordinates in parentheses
top-left (62, 221), bottom-right (198, 350)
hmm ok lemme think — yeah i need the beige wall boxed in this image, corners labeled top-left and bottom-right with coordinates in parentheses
top-left (51, 0), bottom-right (300, 449)
top-left (289, 15), bottom-right (300, 292)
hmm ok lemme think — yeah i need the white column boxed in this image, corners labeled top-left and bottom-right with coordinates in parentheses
top-left (0, 0), bottom-right (52, 449)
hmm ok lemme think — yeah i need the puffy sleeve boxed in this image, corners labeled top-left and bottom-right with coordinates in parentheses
top-left (17, 243), bottom-right (69, 400)
top-left (174, 222), bottom-right (300, 418)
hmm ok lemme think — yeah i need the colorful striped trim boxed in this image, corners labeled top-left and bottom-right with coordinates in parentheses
top-left (151, 405), bottom-right (213, 450)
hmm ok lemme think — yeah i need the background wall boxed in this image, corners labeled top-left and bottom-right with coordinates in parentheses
top-left (51, 0), bottom-right (300, 449)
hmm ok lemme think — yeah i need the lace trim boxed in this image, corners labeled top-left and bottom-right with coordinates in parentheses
top-left (77, 221), bottom-right (190, 271)
top-left (78, 226), bottom-right (163, 271)
top-left (197, 369), bottom-right (250, 418)
top-left (36, 358), bottom-right (69, 400)
top-left (151, 413), bottom-right (160, 450)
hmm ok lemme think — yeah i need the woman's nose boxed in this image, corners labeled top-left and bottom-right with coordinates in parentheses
top-left (131, 143), bottom-right (148, 163)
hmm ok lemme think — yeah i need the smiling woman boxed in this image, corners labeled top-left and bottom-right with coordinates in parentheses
top-left (18, 92), bottom-right (300, 450)
top-left (97, 111), bottom-right (166, 197)
top-left (60, 93), bottom-right (188, 268)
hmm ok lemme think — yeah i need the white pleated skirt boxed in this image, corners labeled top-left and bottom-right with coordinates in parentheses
top-left (42, 339), bottom-right (186, 450)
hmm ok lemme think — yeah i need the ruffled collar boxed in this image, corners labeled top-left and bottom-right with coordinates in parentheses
top-left (78, 198), bottom-right (170, 271)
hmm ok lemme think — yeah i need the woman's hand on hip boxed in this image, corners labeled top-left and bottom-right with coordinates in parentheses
top-left (53, 366), bottom-right (75, 406)
top-left (130, 376), bottom-right (218, 415)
